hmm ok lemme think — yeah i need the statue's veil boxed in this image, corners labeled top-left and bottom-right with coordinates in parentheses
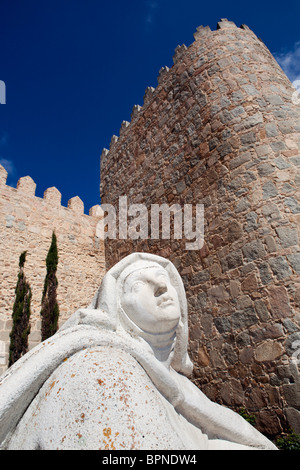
top-left (88, 252), bottom-right (193, 376)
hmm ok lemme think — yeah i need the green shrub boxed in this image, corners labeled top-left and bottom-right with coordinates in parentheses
top-left (238, 407), bottom-right (256, 426)
top-left (276, 429), bottom-right (300, 451)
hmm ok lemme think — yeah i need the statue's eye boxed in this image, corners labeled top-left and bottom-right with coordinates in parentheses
top-left (132, 281), bottom-right (145, 292)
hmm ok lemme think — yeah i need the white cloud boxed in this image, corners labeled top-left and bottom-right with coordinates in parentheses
top-left (144, 1), bottom-right (158, 28)
top-left (0, 158), bottom-right (16, 177)
top-left (0, 131), bottom-right (9, 147)
top-left (274, 41), bottom-right (300, 83)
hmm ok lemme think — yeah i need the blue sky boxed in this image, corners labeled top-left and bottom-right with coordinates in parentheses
top-left (1, 0), bottom-right (300, 213)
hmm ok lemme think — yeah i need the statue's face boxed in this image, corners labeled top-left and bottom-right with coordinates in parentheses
top-left (121, 266), bottom-right (181, 334)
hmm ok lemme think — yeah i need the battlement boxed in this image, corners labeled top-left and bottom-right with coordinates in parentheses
top-left (100, 19), bottom-right (284, 171)
top-left (0, 164), bottom-right (105, 373)
top-left (0, 164), bottom-right (99, 216)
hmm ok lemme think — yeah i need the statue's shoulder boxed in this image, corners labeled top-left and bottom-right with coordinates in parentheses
top-left (7, 345), bottom-right (185, 449)
top-left (46, 344), bottom-right (160, 413)
top-left (66, 345), bottom-right (156, 395)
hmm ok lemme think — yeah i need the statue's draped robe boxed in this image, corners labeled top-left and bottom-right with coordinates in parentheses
top-left (0, 322), bottom-right (276, 450)
top-left (0, 253), bottom-right (277, 450)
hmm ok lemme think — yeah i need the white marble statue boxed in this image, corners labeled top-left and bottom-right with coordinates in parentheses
top-left (0, 253), bottom-right (277, 450)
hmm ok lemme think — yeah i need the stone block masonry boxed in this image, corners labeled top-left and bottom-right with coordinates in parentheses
top-left (100, 19), bottom-right (300, 437)
top-left (0, 164), bottom-right (105, 373)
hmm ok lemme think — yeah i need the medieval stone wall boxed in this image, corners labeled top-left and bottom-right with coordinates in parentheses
top-left (100, 19), bottom-right (300, 437)
top-left (0, 164), bottom-right (105, 374)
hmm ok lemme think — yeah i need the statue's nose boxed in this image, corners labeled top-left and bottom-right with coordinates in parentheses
top-left (154, 282), bottom-right (168, 297)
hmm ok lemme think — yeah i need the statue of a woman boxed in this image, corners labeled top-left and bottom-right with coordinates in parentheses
top-left (0, 253), bottom-right (277, 450)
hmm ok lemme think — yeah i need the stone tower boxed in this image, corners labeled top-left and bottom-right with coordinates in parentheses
top-left (100, 19), bottom-right (300, 437)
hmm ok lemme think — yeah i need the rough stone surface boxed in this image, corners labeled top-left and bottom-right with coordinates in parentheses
top-left (0, 168), bottom-right (105, 372)
top-left (100, 19), bottom-right (300, 437)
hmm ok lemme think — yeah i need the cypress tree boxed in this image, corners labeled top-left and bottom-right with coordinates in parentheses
top-left (9, 251), bottom-right (32, 367)
top-left (41, 231), bottom-right (60, 341)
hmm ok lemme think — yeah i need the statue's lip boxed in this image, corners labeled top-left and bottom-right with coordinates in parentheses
top-left (157, 296), bottom-right (174, 307)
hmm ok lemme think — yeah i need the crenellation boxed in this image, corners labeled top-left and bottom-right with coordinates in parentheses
top-left (216, 18), bottom-right (237, 30)
top-left (0, 165), bottom-right (8, 185)
top-left (0, 165), bottom-right (99, 217)
top-left (67, 195), bottom-right (84, 214)
top-left (109, 19), bottom-right (272, 151)
top-left (240, 24), bottom-right (252, 32)
top-left (120, 120), bottom-right (130, 135)
top-left (100, 148), bottom-right (109, 167)
top-left (89, 204), bottom-right (101, 217)
top-left (131, 104), bottom-right (142, 120)
top-left (43, 186), bottom-right (62, 206)
top-left (143, 86), bottom-right (156, 104)
top-left (193, 25), bottom-right (212, 40)
top-left (157, 66), bottom-right (170, 85)
top-left (172, 44), bottom-right (188, 64)
top-left (109, 135), bottom-right (119, 149)
top-left (16, 176), bottom-right (36, 196)
top-left (0, 166), bottom-right (105, 373)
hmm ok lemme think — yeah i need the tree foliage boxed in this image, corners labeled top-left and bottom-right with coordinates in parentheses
top-left (40, 231), bottom-right (60, 341)
top-left (9, 251), bottom-right (32, 367)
